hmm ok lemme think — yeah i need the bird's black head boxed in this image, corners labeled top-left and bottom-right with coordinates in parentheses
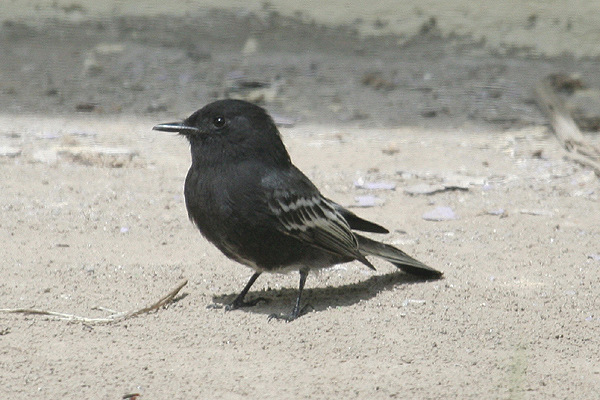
top-left (153, 99), bottom-right (291, 167)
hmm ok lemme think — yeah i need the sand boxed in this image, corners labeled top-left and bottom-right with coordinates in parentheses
top-left (1, 5), bottom-right (600, 399)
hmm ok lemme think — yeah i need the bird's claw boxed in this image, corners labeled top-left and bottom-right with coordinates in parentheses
top-left (267, 303), bottom-right (313, 322)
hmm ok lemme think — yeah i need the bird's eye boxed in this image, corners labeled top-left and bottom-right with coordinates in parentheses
top-left (212, 116), bottom-right (226, 129)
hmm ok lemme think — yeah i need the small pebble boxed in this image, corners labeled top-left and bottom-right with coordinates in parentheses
top-left (0, 146), bottom-right (22, 157)
top-left (354, 180), bottom-right (396, 190)
top-left (587, 253), bottom-right (600, 262)
top-left (352, 195), bottom-right (385, 208)
top-left (402, 299), bottom-right (426, 307)
top-left (422, 206), bottom-right (458, 221)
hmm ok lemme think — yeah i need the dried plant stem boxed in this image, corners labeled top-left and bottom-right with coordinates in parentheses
top-left (0, 279), bottom-right (188, 324)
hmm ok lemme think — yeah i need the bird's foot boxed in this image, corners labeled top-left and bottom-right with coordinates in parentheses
top-left (268, 303), bottom-right (313, 322)
top-left (225, 296), bottom-right (270, 311)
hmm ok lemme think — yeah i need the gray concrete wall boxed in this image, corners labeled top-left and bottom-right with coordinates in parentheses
top-left (1, 0), bottom-right (597, 57)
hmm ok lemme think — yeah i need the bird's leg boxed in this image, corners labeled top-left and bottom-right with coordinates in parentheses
top-left (269, 268), bottom-right (311, 322)
top-left (225, 272), bottom-right (269, 311)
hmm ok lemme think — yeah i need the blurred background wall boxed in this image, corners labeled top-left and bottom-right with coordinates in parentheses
top-left (2, 0), bottom-right (598, 57)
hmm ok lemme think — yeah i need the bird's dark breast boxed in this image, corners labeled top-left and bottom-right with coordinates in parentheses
top-left (184, 165), bottom-right (348, 271)
top-left (184, 166), bottom-right (232, 243)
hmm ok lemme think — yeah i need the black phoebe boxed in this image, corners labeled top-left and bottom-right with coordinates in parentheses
top-left (153, 99), bottom-right (442, 321)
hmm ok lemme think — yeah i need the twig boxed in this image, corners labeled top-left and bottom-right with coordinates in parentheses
top-left (534, 75), bottom-right (600, 176)
top-left (0, 279), bottom-right (188, 324)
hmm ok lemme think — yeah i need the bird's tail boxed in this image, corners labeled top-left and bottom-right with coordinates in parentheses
top-left (356, 234), bottom-right (443, 279)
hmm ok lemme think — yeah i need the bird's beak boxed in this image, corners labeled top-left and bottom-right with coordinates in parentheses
top-left (152, 122), bottom-right (200, 133)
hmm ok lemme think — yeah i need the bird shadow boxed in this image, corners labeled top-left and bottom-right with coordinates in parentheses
top-left (210, 271), bottom-right (442, 317)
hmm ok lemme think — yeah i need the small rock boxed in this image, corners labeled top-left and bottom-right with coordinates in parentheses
top-left (422, 206), bottom-right (458, 221)
top-left (587, 253), bottom-right (600, 262)
top-left (83, 265), bottom-right (95, 274)
top-left (402, 299), bottom-right (426, 307)
top-left (443, 174), bottom-right (487, 186)
top-left (0, 146), bottom-right (22, 157)
top-left (351, 195), bottom-right (385, 208)
top-left (484, 209), bottom-right (508, 217)
top-left (354, 180), bottom-right (396, 190)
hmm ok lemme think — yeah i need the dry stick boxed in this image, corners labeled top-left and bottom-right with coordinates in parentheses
top-left (0, 279), bottom-right (188, 323)
top-left (534, 76), bottom-right (600, 176)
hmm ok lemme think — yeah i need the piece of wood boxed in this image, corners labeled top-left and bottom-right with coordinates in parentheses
top-left (535, 76), bottom-right (600, 176)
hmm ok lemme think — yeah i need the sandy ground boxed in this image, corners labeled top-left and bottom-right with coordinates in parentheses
top-left (1, 7), bottom-right (600, 400)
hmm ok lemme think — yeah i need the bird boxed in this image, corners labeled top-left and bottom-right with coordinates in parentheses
top-left (153, 99), bottom-right (442, 321)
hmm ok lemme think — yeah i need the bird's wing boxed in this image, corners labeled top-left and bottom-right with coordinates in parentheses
top-left (271, 192), bottom-right (358, 253)
top-left (263, 168), bottom-right (374, 269)
top-left (332, 203), bottom-right (389, 234)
